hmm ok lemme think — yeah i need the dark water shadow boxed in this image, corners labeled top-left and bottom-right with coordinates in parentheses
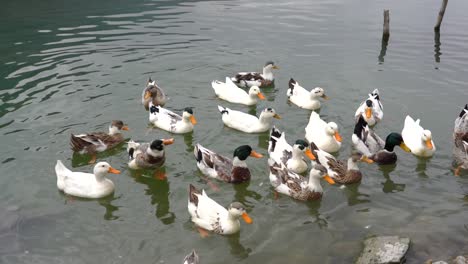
top-left (341, 183), bottom-right (370, 206)
top-left (415, 157), bottom-right (432, 177)
top-left (70, 142), bottom-right (127, 167)
top-left (305, 199), bottom-right (328, 229)
top-left (232, 182), bottom-right (262, 208)
top-left (379, 164), bottom-right (406, 193)
top-left (184, 131), bottom-right (194, 152)
top-left (248, 105), bottom-right (257, 116)
top-left (226, 232), bottom-right (252, 260)
top-left (434, 31), bottom-right (442, 65)
top-left (60, 191), bottom-right (121, 220)
top-left (257, 131), bottom-right (270, 150)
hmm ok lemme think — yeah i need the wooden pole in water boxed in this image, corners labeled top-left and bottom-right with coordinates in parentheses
top-left (434, 0), bottom-right (448, 31)
top-left (382, 10), bottom-right (390, 42)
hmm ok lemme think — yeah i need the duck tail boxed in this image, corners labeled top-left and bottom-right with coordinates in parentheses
top-left (269, 126), bottom-right (282, 153)
top-left (194, 143), bottom-right (203, 162)
top-left (309, 141), bottom-right (319, 152)
top-left (287, 78), bottom-right (296, 96)
top-left (459, 104), bottom-right (468, 118)
top-left (188, 184), bottom-right (201, 206)
top-left (217, 105), bottom-right (228, 115)
top-left (70, 134), bottom-right (86, 152)
top-left (354, 116), bottom-right (368, 140)
top-left (55, 160), bottom-right (71, 181)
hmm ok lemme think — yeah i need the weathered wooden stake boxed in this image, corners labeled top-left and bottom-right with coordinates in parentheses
top-left (382, 10), bottom-right (390, 42)
top-left (434, 0), bottom-right (448, 31)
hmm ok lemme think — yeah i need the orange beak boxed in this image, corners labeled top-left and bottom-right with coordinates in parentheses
top-left (163, 138), bottom-right (175, 145)
top-left (108, 167), bottom-right (121, 174)
top-left (365, 108), bottom-right (372, 119)
top-left (190, 115), bottom-right (197, 125)
top-left (304, 148), bottom-right (316, 160)
top-left (272, 65), bottom-right (279, 70)
top-left (257, 92), bottom-right (265, 100)
top-left (425, 139), bottom-right (433, 150)
top-left (250, 150), bottom-right (263, 158)
top-left (334, 131), bottom-right (342, 142)
top-left (122, 125), bottom-right (129, 131)
top-left (273, 114), bottom-right (281, 119)
top-left (323, 175), bottom-right (335, 184)
top-left (321, 94), bottom-right (329, 100)
top-left (242, 212), bottom-right (253, 224)
top-left (361, 156), bottom-right (374, 164)
top-left (144, 91), bottom-right (152, 99)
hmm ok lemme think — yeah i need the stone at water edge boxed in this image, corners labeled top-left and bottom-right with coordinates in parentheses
top-left (356, 236), bottom-right (410, 264)
top-left (454, 256), bottom-right (468, 264)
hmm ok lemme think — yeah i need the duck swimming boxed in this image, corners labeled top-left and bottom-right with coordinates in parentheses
top-left (230, 61), bottom-right (279, 88)
top-left (149, 102), bottom-right (197, 134)
top-left (218, 106), bottom-right (281, 133)
top-left (212, 77), bottom-right (265, 106)
top-left (305, 111), bottom-right (342, 153)
top-left (354, 89), bottom-right (383, 127)
top-left (402, 115), bottom-right (436, 157)
top-left (287, 78), bottom-right (328, 110)
top-left (142, 77), bottom-right (167, 110)
top-left (127, 138), bottom-right (174, 170)
top-left (453, 104), bottom-right (468, 175)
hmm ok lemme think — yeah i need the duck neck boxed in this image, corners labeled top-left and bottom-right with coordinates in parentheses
top-left (94, 170), bottom-right (107, 182)
top-left (259, 114), bottom-right (273, 125)
top-left (262, 68), bottom-right (274, 80)
top-left (291, 148), bottom-right (304, 161)
top-left (232, 156), bottom-right (247, 168)
top-left (347, 158), bottom-right (359, 171)
top-left (108, 126), bottom-right (119, 136)
top-left (384, 142), bottom-right (396, 152)
top-left (147, 148), bottom-right (164, 158)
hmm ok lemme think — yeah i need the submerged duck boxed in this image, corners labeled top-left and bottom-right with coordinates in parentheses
top-left (230, 61), bottom-right (279, 88)
top-left (188, 184), bottom-right (252, 235)
top-left (287, 78), bottom-right (328, 110)
top-left (305, 111), bottom-right (342, 153)
top-left (218, 106), bottom-right (281, 133)
top-left (354, 89), bottom-right (383, 127)
top-left (453, 104), bottom-right (468, 175)
top-left (268, 126), bottom-right (316, 174)
top-left (149, 102), bottom-right (197, 134)
top-left (70, 120), bottom-right (129, 163)
top-left (268, 159), bottom-right (335, 201)
top-left (127, 138), bottom-right (174, 169)
top-left (311, 143), bottom-right (373, 184)
top-left (212, 77), bottom-right (265, 106)
top-left (352, 116), bottom-right (411, 165)
top-left (142, 78), bottom-right (167, 110)
top-left (183, 250), bottom-right (199, 264)
top-left (402, 115), bottom-right (436, 157)
top-left (194, 144), bottom-right (263, 183)
top-left (55, 160), bottom-right (120, 199)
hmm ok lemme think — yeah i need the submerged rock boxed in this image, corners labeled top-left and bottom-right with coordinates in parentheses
top-left (356, 236), bottom-right (410, 264)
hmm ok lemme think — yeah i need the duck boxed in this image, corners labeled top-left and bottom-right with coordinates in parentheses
top-left (230, 61), bottom-right (279, 88)
top-left (194, 144), bottom-right (263, 183)
top-left (401, 115), bottom-right (436, 157)
top-left (287, 78), bottom-right (329, 110)
top-left (268, 159), bottom-right (335, 201)
top-left (188, 184), bottom-right (252, 235)
top-left (310, 142), bottom-right (373, 184)
top-left (183, 250), bottom-right (199, 264)
top-left (354, 89), bottom-right (383, 127)
top-left (453, 104), bottom-right (468, 175)
top-left (211, 77), bottom-right (265, 106)
top-left (268, 126), bottom-right (316, 174)
top-left (149, 102), bottom-right (197, 134)
top-left (352, 116), bottom-right (411, 165)
top-left (218, 105), bottom-right (281, 133)
top-left (305, 111), bottom-right (342, 153)
top-left (127, 138), bottom-right (174, 169)
top-left (142, 78), bottom-right (167, 110)
top-left (55, 160), bottom-right (120, 199)
top-left (70, 120), bottom-right (129, 164)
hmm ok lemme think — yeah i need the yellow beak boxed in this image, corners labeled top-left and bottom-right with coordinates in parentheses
top-left (304, 148), bottom-right (316, 160)
top-left (399, 142), bottom-right (411, 152)
top-left (190, 116), bottom-right (197, 125)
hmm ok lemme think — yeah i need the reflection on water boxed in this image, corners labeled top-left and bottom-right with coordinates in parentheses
top-left (415, 158), bottom-right (431, 177)
top-left (257, 131), bottom-right (270, 150)
top-left (183, 131), bottom-right (194, 151)
top-left (378, 35), bottom-right (389, 64)
top-left (97, 194), bottom-right (121, 220)
top-left (227, 232), bottom-right (251, 260)
top-left (341, 183), bottom-right (370, 206)
top-left (434, 31), bottom-right (441, 64)
top-left (379, 164), bottom-right (406, 193)
top-left (71, 143), bottom-right (126, 167)
top-left (232, 182), bottom-right (262, 208)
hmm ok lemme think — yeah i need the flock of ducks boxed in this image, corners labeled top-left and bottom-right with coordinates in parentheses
top-left (54, 61), bottom-right (468, 263)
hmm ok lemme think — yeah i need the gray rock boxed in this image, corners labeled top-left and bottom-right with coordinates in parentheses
top-left (453, 256), bottom-right (467, 264)
top-left (356, 236), bottom-right (410, 264)
top-left (431, 261), bottom-right (448, 264)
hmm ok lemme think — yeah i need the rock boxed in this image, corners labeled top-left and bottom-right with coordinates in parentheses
top-left (356, 236), bottom-right (410, 264)
top-left (453, 256), bottom-right (467, 264)
top-left (431, 261), bottom-right (449, 264)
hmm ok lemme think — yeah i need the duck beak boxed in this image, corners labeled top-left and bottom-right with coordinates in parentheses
top-left (144, 91), bottom-right (152, 99)
top-left (108, 167), bottom-right (121, 174)
top-left (122, 125), bottom-right (129, 131)
top-left (272, 65), bottom-right (279, 70)
top-left (190, 116), bottom-right (197, 125)
top-left (257, 92), bottom-right (266, 100)
top-left (400, 142), bottom-right (411, 152)
top-left (304, 149), bottom-right (316, 160)
top-left (163, 138), bottom-right (175, 145)
top-left (250, 150), bottom-right (263, 158)
top-left (361, 156), bottom-right (374, 164)
top-left (334, 131), bottom-right (342, 142)
top-left (365, 108), bottom-right (372, 119)
top-left (425, 139), bottom-right (433, 150)
top-left (323, 175), bottom-right (335, 185)
top-left (273, 114), bottom-right (281, 119)
top-left (321, 94), bottom-right (329, 100)
top-left (242, 212), bottom-right (253, 224)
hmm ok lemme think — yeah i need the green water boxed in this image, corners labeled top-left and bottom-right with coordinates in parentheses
top-left (1, 0), bottom-right (468, 263)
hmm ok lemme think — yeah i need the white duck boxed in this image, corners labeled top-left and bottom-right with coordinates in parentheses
top-left (183, 250), bottom-right (199, 264)
top-left (149, 102), bottom-right (197, 134)
top-left (287, 78), bottom-right (328, 110)
top-left (305, 111), bottom-right (342, 153)
top-left (218, 106), bottom-right (281, 133)
top-left (354, 89), bottom-right (383, 127)
top-left (230, 61), bottom-right (279, 88)
top-left (453, 104), bottom-right (468, 175)
top-left (401, 115), bottom-right (436, 157)
top-left (212, 77), bottom-right (265, 106)
top-left (188, 184), bottom-right (252, 235)
top-left (55, 160), bottom-right (120, 199)
top-left (268, 126), bottom-right (316, 174)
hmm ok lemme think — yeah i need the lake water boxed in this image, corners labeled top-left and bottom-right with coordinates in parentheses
top-left (1, 0), bottom-right (468, 263)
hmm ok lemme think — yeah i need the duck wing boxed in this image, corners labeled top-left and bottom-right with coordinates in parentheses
top-left (194, 144), bottom-right (233, 182)
top-left (268, 126), bottom-right (292, 164)
top-left (70, 132), bottom-right (116, 152)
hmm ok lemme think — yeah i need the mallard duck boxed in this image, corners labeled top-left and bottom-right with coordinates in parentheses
top-left (142, 78), bottom-right (167, 110)
top-left (268, 159), bottom-right (335, 201)
top-left (268, 126), bottom-right (316, 174)
top-left (218, 105), bottom-right (281, 133)
top-left (230, 61), bottom-right (279, 88)
top-left (188, 184), bottom-right (252, 235)
top-left (402, 115), bottom-right (436, 157)
top-left (305, 111), bottom-right (342, 153)
top-left (127, 138), bottom-right (174, 169)
top-left (194, 144), bottom-right (263, 183)
top-left (311, 143), bottom-right (373, 184)
top-left (287, 78), bottom-right (328, 110)
top-left (70, 120), bottom-right (129, 163)
top-left (149, 102), bottom-right (197, 134)
top-left (55, 160), bottom-right (120, 199)
top-left (352, 116), bottom-right (411, 165)
top-left (183, 250), bottom-right (199, 264)
top-left (211, 77), bottom-right (265, 106)
top-left (453, 104), bottom-right (468, 175)
top-left (354, 89), bottom-right (383, 127)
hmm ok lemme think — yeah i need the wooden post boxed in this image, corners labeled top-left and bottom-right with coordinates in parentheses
top-left (434, 31), bottom-right (441, 63)
top-left (434, 0), bottom-right (448, 31)
top-left (382, 10), bottom-right (390, 42)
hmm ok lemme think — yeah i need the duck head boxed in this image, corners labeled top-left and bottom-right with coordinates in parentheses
top-left (93, 162), bottom-right (120, 179)
top-left (260, 108), bottom-right (281, 120)
top-left (384, 133), bottom-right (411, 152)
top-left (293, 139), bottom-right (316, 160)
top-left (109, 120), bottom-right (129, 135)
top-left (310, 87), bottom-right (329, 100)
top-left (248, 86), bottom-right (265, 100)
top-left (147, 138), bottom-right (174, 157)
top-left (364, 99), bottom-right (373, 119)
top-left (233, 145), bottom-right (263, 161)
top-left (325, 122), bottom-right (342, 142)
top-left (421, 130), bottom-right (434, 150)
top-left (228, 202), bottom-right (252, 224)
top-left (182, 108), bottom-right (197, 125)
top-left (309, 163), bottom-right (335, 184)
